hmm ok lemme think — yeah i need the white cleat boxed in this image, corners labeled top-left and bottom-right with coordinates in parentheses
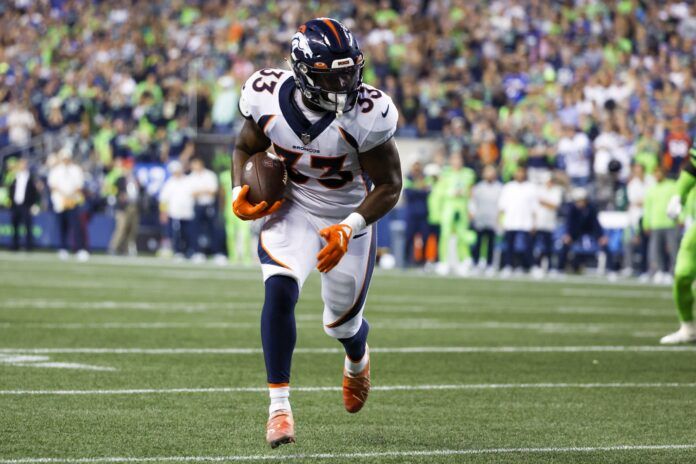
top-left (76, 249), bottom-right (90, 262)
top-left (660, 323), bottom-right (696, 344)
top-left (435, 262), bottom-right (450, 276)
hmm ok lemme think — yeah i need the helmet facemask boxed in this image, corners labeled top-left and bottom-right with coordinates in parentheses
top-left (292, 60), bottom-right (363, 115)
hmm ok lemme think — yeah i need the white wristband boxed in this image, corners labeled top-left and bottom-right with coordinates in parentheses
top-left (232, 186), bottom-right (242, 202)
top-left (340, 212), bottom-right (367, 237)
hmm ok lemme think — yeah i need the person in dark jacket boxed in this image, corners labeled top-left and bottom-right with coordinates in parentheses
top-left (8, 158), bottom-right (39, 251)
top-left (403, 161), bottom-right (431, 266)
top-left (558, 188), bottom-right (609, 272)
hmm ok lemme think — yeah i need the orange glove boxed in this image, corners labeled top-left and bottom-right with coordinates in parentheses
top-left (232, 185), bottom-right (283, 221)
top-left (317, 224), bottom-right (352, 273)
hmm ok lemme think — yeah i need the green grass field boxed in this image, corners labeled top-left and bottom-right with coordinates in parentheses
top-left (1, 251), bottom-right (696, 463)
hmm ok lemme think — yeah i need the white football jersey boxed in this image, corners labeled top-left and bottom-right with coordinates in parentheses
top-left (239, 68), bottom-right (398, 219)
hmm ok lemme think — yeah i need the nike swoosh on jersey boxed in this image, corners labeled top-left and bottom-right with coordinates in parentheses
top-left (381, 106), bottom-right (389, 118)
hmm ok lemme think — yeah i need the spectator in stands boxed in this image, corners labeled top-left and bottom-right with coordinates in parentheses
top-left (161, 114), bottom-right (195, 166)
top-left (47, 149), bottom-right (88, 261)
top-left (403, 161), bottom-right (431, 267)
top-left (211, 76), bottom-right (239, 134)
top-left (159, 161), bottom-right (194, 260)
top-left (6, 98), bottom-right (36, 155)
top-left (498, 165), bottom-right (536, 276)
top-left (558, 188), bottom-right (608, 274)
top-left (643, 167), bottom-right (679, 284)
top-left (557, 125), bottom-right (591, 187)
top-left (533, 171), bottom-right (562, 276)
top-left (625, 164), bottom-right (654, 278)
top-left (188, 158), bottom-right (220, 262)
top-left (470, 165), bottom-right (502, 274)
top-left (9, 158), bottom-right (39, 251)
top-left (663, 118), bottom-right (691, 178)
top-left (107, 158), bottom-right (140, 256)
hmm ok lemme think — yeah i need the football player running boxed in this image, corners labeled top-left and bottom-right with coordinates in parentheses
top-left (231, 18), bottom-right (401, 448)
top-left (661, 144), bottom-right (696, 344)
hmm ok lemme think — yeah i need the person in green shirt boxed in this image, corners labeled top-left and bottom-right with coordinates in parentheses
top-left (643, 166), bottom-right (679, 283)
top-left (220, 169), bottom-right (252, 265)
top-left (500, 133), bottom-right (528, 181)
top-left (433, 154), bottom-right (476, 275)
top-left (661, 147), bottom-right (696, 344)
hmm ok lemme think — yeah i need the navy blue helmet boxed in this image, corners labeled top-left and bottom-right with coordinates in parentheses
top-left (290, 18), bottom-right (364, 114)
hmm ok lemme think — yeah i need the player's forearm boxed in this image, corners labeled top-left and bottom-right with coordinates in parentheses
top-left (355, 181), bottom-right (402, 225)
top-left (232, 149), bottom-right (252, 188)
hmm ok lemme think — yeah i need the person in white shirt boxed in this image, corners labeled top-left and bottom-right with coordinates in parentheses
top-left (533, 171), bottom-right (563, 273)
top-left (159, 161), bottom-right (195, 258)
top-left (498, 166), bottom-right (537, 274)
top-left (470, 165), bottom-right (502, 272)
top-left (188, 157), bottom-right (220, 260)
top-left (625, 163), bottom-right (654, 277)
top-left (7, 100), bottom-right (36, 148)
top-left (557, 125), bottom-right (591, 187)
top-left (47, 148), bottom-right (88, 260)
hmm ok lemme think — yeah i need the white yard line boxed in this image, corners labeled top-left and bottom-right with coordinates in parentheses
top-left (561, 288), bottom-right (672, 299)
top-left (1, 346), bottom-right (695, 355)
top-left (1, 444), bottom-right (695, 463)
top-left (0, 320), bottom-right (673, 332)
top-left (3, 382), bottom-right (696, 396)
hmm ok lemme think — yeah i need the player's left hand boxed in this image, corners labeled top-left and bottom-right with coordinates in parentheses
top-left (317, 224), bottom-right (352, 273)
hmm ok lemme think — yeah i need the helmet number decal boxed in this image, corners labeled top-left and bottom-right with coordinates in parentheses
top-left (356, 88), bottom-right (382, 113)
top-left (252, 69), bottom-right (284, 94)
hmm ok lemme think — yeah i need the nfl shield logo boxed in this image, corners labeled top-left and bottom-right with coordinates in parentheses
top-left (301, 133), bottom-right (311, 145)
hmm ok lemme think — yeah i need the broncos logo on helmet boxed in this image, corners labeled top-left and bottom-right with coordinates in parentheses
top-left (290, 18), bottom-right (364, 115)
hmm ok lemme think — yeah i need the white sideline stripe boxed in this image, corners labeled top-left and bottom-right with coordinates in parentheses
top-left (2, 346), bottom-right (696, 355)
top-left (1, 444), bottom-right (696, 463)
top-left (3, 383), bottom-right (696, 396)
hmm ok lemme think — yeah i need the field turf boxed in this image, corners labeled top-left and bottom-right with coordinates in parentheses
top-left (1, 251), bottom-right (695, 463)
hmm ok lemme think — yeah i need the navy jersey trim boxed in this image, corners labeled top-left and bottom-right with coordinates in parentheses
top-left (338, 127), bottom-right (359, 151)
top-left (279, 78), bottom-right (336, 144)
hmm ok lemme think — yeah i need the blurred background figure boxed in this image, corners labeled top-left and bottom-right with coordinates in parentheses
top-left (107, 158), bottom-right (140, 256)
top-left (219, 169), bottom-right (252, 265)
top-left (403, 161), bottom-right (431, 267)
top-left (558, 188), bottom-right (608, 275)
top-left (434, 154), bottom-right (475, 276)
top-left (557, 125), bottom-right (591, 187)
top-left (498, 165), bottom-right (536, 276)
top-left (643, 167), bottom-right (679, 284)
top-left (189, 158), bottom-right (220, 263)
top-left (48, 149), bottom-right (87, 261)
top-left (159, 161), bottom-right (194, 260)
top-left (533, 171), bottom-right (562, 277)
top-left (625, 164), bottom-right (654, 279)
top-left (470, 165), bottom-right (501, 275)
top-left (9, 158), bottom-right (39, 251)
top-left (211, 76), bottom-right (239, 134)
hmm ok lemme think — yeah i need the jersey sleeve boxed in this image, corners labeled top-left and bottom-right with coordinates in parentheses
top-left (357, 90), bottom-right (399, 153)
top-left (238, 69), bottom-right (287, 124)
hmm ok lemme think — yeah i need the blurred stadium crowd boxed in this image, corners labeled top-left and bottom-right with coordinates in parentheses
top-left (1, 0), bottom-right (695, 281)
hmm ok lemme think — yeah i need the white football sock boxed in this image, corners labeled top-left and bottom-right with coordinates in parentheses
top-left (344, 347), bottom-right (369, 376)
top-left (268, 385), bottom-right (291, 414)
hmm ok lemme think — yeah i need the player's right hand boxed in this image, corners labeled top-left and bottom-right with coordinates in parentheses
top-left (232, 185), bottom-right (283, 221)
top-left (666, 194), bottom-right (683, 221)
